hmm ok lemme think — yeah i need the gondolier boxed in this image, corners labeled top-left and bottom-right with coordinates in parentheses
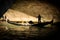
top-left (38, 14), bottom-right (41, 23)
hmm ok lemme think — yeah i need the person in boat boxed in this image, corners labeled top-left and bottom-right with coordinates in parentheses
top-left (32, 14), bottom-right (53, 28)
top-left (28, 20), bottom-right (34, 24)
top-left (37, 14), bottom-right (41, 24)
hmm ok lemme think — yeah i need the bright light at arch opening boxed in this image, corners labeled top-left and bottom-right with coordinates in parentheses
top-left (4, 9), bottom-right (52, 23)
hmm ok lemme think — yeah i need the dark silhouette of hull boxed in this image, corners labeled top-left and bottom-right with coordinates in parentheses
top-left (32, 19), bottom-right (53, 28)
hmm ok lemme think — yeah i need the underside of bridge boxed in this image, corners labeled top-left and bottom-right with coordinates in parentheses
top-left (0, 0), bottom-right (60, 40)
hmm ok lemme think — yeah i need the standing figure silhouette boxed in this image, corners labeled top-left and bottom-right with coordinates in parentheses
top-left (38, 14), bottom-right (41, 24)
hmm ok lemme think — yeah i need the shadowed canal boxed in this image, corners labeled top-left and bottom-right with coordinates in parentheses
top-left (0, 21), bottom-right (59, 40)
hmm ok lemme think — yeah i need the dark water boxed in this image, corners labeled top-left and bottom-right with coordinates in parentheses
top-left (0, 24), bottom-right (59, 40)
